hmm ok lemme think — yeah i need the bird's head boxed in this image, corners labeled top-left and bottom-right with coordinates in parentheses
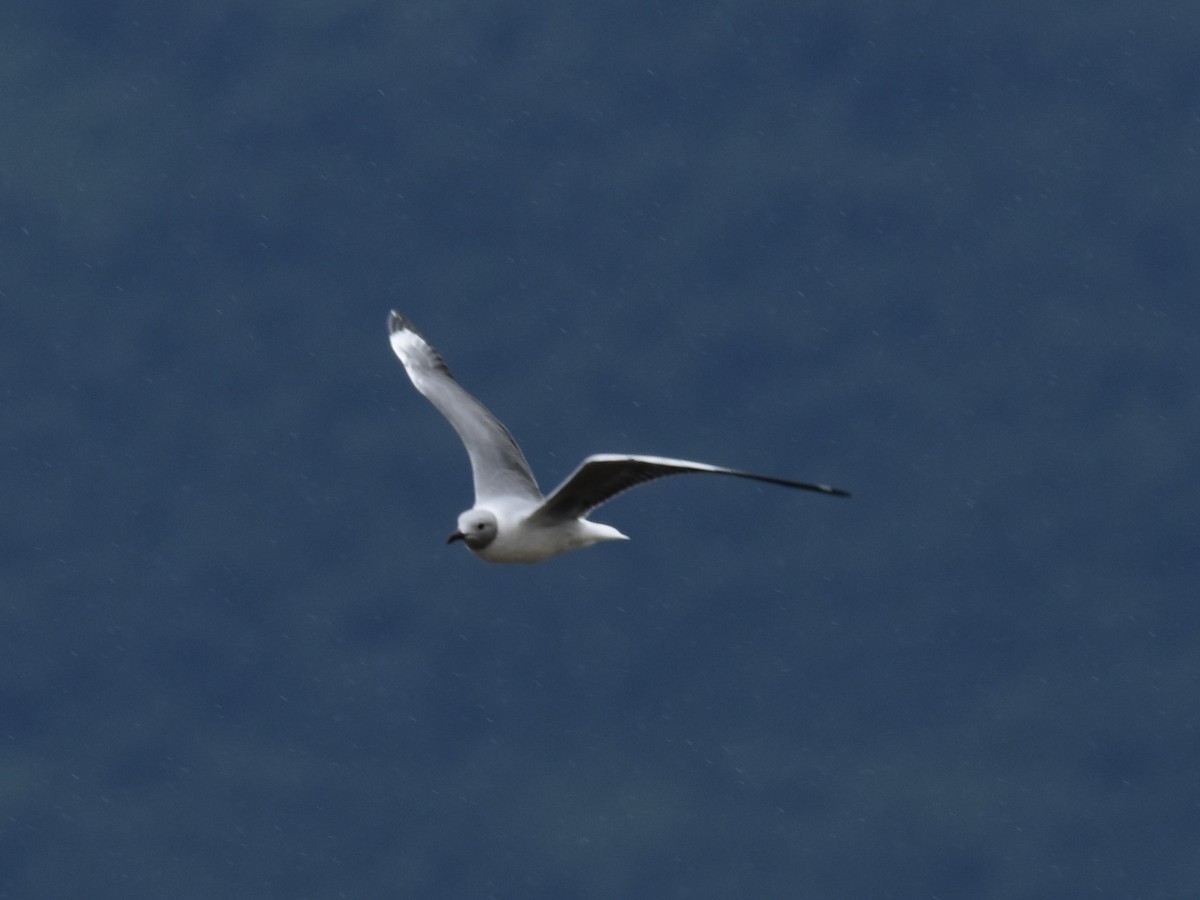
top-left (448, 509), bottom-right (499, 551)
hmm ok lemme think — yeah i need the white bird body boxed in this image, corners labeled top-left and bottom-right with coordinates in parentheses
top-left (468, 501), bottom-right (628, 564)
top-left (388, 312), bottom-right (846, 563)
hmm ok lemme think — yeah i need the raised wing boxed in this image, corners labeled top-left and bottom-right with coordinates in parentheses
top-left (388, 312), bottom-right (542, 504)
top-left (530, 453), bottom-right (848, 523)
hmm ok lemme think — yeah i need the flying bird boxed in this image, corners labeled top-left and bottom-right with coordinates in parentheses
top-left (388, 311), bottom-right (847, 563)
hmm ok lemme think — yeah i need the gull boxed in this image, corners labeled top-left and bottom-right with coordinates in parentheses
top-left (388, 311), bottom-right (848, 563)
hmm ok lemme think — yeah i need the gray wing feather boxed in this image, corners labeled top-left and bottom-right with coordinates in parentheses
top-left (531, 453), bottom-right (848, 523)
top-left (388, 312), bottom-right (542, 504)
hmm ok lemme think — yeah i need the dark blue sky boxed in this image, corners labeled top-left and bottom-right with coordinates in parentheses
top-left (4, 2), bottom-right (1198, 897)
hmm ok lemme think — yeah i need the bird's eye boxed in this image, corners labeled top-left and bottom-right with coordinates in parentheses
top-left (476, 523), bottom-right (485, 530)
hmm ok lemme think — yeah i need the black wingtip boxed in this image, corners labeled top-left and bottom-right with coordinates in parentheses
top-left (797, 482), bottom-right (850, 498)
top-left (388, 310), bottom-right (407, 334)
top-left (813, 482), bottom-right (850, 498)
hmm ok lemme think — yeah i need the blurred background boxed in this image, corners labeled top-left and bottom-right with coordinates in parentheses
top-left (3, 1), bottom-right (1198, 897)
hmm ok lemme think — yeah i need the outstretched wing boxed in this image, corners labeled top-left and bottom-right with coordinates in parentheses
top-left (388, 312), bottom-right (542, 504)
top-left (530, 453), bottom-right (848, 523)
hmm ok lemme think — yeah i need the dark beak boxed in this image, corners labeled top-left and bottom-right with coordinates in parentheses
top-left (447, 531), bottom-right (465, 544)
